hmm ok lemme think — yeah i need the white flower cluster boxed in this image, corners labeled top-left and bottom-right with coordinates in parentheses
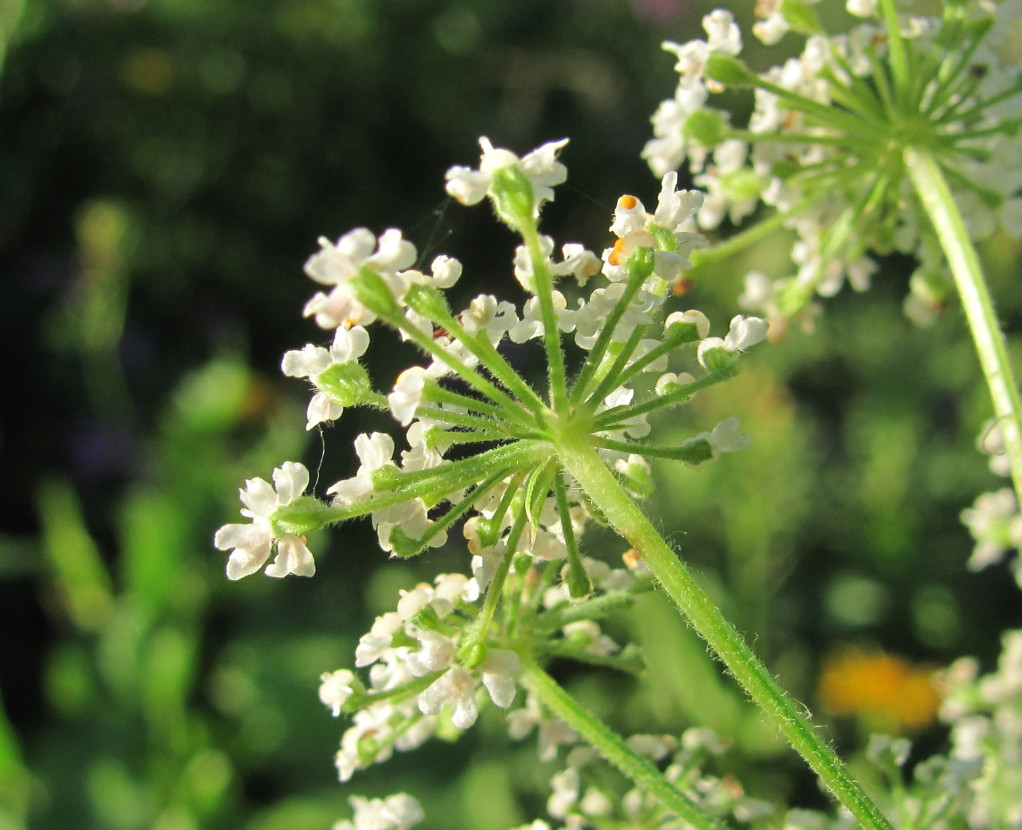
top-left (320, 559), bottom-right (643, 783)
top-left (510, 729), bottom-right (772, 830)
top-left (216, 135), bottom-right (770, 822)
top-left (643, 3), bottom-right (1022, 326)
top-left (214, 136), bottom-right (766, 581)
top-left (962, 421), bottom-right (1022, 588)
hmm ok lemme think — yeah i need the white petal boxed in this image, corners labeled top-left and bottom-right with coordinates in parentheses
top-left (264, 535), bottom-right (315, 578)
top-left (272, 461), bottom-right (310, 505)
top-left (239, 476), bottom-right (277, 518)
top-left (281, 343), bottom-right (332, 378)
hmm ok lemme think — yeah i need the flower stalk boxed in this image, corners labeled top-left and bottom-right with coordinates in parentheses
top-left (521, 660), bottom-right (726, 830)
top-left (904, 148), bottom-right (1022, 506)
top-left (555, 434), bottom-right (895, 830)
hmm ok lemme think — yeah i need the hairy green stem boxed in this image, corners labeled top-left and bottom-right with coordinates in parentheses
top-left (904, 149), bottom-right (1022, 506)
top-left (522, 227), bottom-right (570, 413)
top-left (520, 661), bottom-right (726, 830)
top-left (555, 435), bottom-right (894, 830)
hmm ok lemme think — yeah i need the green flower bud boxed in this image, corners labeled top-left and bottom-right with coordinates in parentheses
top-left (490, 166), bottom-right (537, 231)
top-left (271, 496), bottom-right (335, 536)
top-left (350, 266), bottom-right (401, 318)
top-left (683, 108), bottom-right (730, 148)
top-left (316, 362), bottom-right (376, 407)
top-left (704, 55), bottom-right (757, 89)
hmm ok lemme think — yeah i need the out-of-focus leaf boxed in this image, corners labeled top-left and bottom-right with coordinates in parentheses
top-left (37, 480), bottom-right (114, 631)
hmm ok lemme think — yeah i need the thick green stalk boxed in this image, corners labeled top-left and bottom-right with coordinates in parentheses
top-left (520, 661), bottom-right (726, 830)
top-left (555, 435), bottom-right (894, 830)
top-left (904, 149), bottom-right (1022, 505)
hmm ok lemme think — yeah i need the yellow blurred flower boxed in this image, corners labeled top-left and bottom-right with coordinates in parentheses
top-left (817, 646), bottom-right (941, 733)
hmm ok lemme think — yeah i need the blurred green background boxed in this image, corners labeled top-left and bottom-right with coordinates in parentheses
top-left (2, 1), bottom-right (1021, 828)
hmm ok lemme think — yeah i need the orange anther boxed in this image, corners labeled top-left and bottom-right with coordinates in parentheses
top-left (608, 238), bottom-right (627, 266)
top-left (673, 277), bottom-right (693, 296)
top-left (619, 195), bottom-right (638, 210)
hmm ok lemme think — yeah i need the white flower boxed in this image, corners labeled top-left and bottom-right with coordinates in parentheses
top-left (444, 136), bottom-right (569, 215)
top-left (333, 793), bottom-right (424, 830)
top-left (428, 254), bottom-right (462, 288)
top-left (406, 630), bottom-right (456, 677)
top-left (698, 315), bottom-right (768, 366)
top-left (664, 309), bottom-right (710, 340)
top-left (388, 367), bottom-right (427, 426)
top-left (705, 416), bottom-right (750, 455)
top-left (480, 648), bottom-right (521, 709)
top-left (846, 0), bottom-right (877, 17)
top-left (459, 294), bottom-right (519, 344)
top-left (319, 669), bottom-right (358, 716)
top-left (723, 314), bottom-right (769, 350)
top-left (214, 461), bottom-right (315, 580)
top-left (282, 325), bottom-right (371, 429)
top-left (302, 229), bottom-right (416, 328)
top-left (418, 666), bottom-right (479, 728)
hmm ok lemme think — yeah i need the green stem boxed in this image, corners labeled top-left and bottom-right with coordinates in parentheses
top-left (523, 227), bottom-right (570, 413)
top-left (520, 661), bottom-right (726, 830)
top-left (555, 436), bottom-right (894, 830)
top-left (904, 148), bottom-right (1022, 506)
top-left (879, 0), bottom-right (910, 101)
top-left (457, 509), bottom-right (529, 666)
top-left (687, 194), bottom-right (823, 273)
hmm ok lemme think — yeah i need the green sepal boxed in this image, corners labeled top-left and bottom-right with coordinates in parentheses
top-left (648, 223), bottom-right (680, 253)
top-left (779, 0), bottom-right (823, 36)
top-left (564, 557), bottom-right (591, 601)
top-left (406, 604), bottom-right (451, 634)
top-left (617, 457), bottom-right (654, 499)
top-left (722, 168), bottom-right (764, 204)
top-left (350, 266), bottom-right (401, 318)
top-left (683, 108), bottom-right (730, 147)
top-left (490, 166), bottom-right (537, 232)
top-left (315, 362), bottom-right (378, 408)
top-left (404, 283), bottom-right (452, 321)
top-left (663, 320), bottom-right (702, 347)
top-left (909, 265), bottom-right (951, 306)
top-left (625, 245), bottom-right (656, 280)
top-left (271, 496), bottom-right (336, 536)
top-left (459, 640), bottom-right (487, 670)
top-left (388, 525), bottom-right (429, 559)
top-left (475, 516), bottom-right (501, 549)
top-left (703, 55), bottom-right (757, 89)
top-left (369, 464), bottom-right (403, 492)
top-left (770, 159), bottom-right (802, 182)
top-left (698, 345), bottom-right (741, 375)
top-left (332, 676), bottom-right (369, 714)
top-left (511, 551), bottom-right (532, 577)
top-left (677, 438), bottom-right (713, 465)
top-left (776, 277), bottom-right (815, 317)
top-left (524, 460), bottom-right (557, 527)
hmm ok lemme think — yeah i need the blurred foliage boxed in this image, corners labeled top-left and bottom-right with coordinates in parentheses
top-left (3, 0), bottom-right (1022, 828)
